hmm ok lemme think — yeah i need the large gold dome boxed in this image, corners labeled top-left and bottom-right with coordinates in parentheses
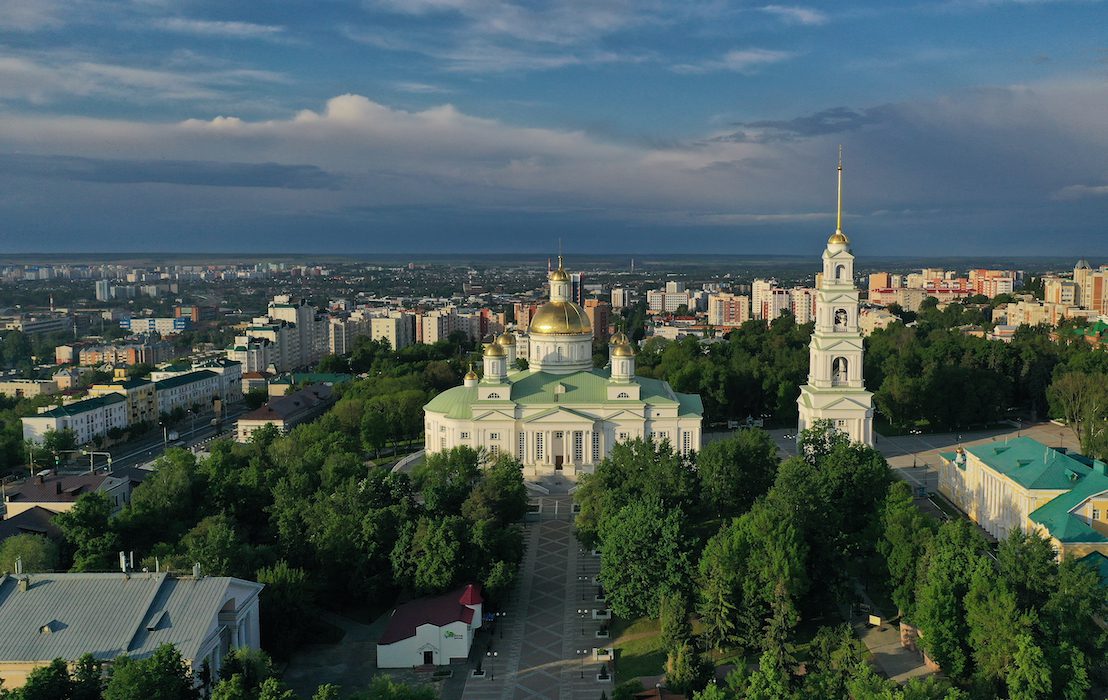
top-left (529, 301), bottom-right (592, 335)
top-left (828, 230), bottom-right (849, 245)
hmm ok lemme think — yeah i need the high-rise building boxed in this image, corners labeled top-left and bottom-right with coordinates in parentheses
top-left (797, 153), bottom-right (874, 446)
top-left (707, 293), bottom-right (750, 327)
top-left (583, 299), bottom-right (611, 342)
top-left (570, 272), bottom-right (585, 307)
top-left (95, 280), bottom-right (111, 302)
top-left (868, 273), bottom-right (891, 290)
top-left (789, 288), bottom-right (817, 324)
top-left (611, 288), bottom-right (631, 310)
top-left (751, 279), bottom-right (775, 320)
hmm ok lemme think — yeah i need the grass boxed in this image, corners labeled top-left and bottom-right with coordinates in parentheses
top-left (611, 617), bottom-right (665, 683)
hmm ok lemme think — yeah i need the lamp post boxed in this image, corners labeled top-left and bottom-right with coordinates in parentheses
top-left (485, 650), bottom-right (497, 681)
top-left (81, 450), bottom-right (113, 474)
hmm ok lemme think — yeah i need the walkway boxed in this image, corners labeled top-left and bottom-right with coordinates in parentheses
top-left (459, 494), bottom-right (611, 700)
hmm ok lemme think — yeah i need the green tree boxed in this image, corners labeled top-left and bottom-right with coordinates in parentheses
top-left (997, 529), bottom-right (1057, 612)
top-left (71, 654), bottom-right (104, 700)
top-left (659, 592), bottom-right (693, 656)
top-left (103, 644), bottom-right (198, 700)
top-left (418, 447), bottom-right (482, 516)
top-left (1006, 634), bottom-right (1051, 700)
top-left (42, 428), bottom-right (78, 455)
top-left (391, 516), bottom-right (467, 594)
top-left (461, 455), bottom-right (529, 525)
top-left (0, 534), bottom-right (59, 574)
top-left (697, 429), bottom-right (778, 518)
top-left (256, 561), bottom-right (314, 661)
top-left (665, 641), bottom-right (711, 695)
top-left (599, 499), bottom-right (692, 618)
top-left (964, 559), bottom-right (1027, 688)
top-left (181, 514), bottom-right (255, 579)
top-left (877, 482), bottom-right (935, 619)
top-left (18, 659), bottom-right (73, 700)
top-left (55, 491), bottom-right (119, 571)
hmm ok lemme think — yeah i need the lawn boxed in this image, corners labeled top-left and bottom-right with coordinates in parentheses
top-left (611, 616), bottom-right (666, 683)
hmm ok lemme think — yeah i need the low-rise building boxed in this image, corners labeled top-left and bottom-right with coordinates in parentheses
top-left (194, 358), bottom-right (243, 404)
top-left (155, 370), bottom-right (220, 417)
top-left (858, 308), bottom-right (899, 336)
top-left (21, 394), bottom-right (128, 446)
top-left (0, 380), bottom-right (58, 400)
top-left (0, 572), bottom-right (262, 689)
top-left (2, 472), bottom-right (131, 519)
top-left (235, 384), bottom-right (334, 442)
top-left (88, 378), bottom-right (157, 427)
top-left (376, 584), bottom-right (483, 668)
top-left (939, 437), bottom-right (1108, 560)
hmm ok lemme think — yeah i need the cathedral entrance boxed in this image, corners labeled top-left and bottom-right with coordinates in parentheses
top-left (554, 456), bottom-right (564, 470)
top-left (553, 431), bottom-right (564, 470)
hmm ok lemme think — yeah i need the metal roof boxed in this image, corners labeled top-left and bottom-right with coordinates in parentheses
top-left (0, 573), bottom-right (262, 663)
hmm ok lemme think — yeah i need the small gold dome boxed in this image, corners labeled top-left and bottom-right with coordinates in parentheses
top-left (610, 331), bottom-right (629, 346)
top-left (611, 341), bottom-right (636, 358)
top-left (529, 301), bottom-right (592, 335)
top-left (464, 368), bottom-right (478, 380)
top-left (495, 331), bottom-right (516, 346)
top-left (483, 342), bottom-right (506, 357)
top-left (828, 230), bottom-right (850, 245)
top-left (549, 268), bottom-right (569, 282)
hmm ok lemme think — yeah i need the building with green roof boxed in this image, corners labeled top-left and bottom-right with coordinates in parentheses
top-left (424, 260), bottom-right (702, 481)
top-left (939, 436), bottom-right (1108, 560)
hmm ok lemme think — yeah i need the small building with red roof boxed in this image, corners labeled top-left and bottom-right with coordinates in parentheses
top-left (376, 584), bottom-right (483, 668)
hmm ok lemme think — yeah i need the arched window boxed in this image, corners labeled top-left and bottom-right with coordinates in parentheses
top-left (832, 357), bottom-right (848, 385)
top-left (487, 392), bottom-right (500, 399)
top-left (834, 308), bottom-right (848, 330)
top-left (835, 264), bottom-right (846, 280)
top-left (616, 392), bottom-right (630, 399)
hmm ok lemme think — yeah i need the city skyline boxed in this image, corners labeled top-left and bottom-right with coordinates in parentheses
top-left (2, 1), bottom-right (1107, 254)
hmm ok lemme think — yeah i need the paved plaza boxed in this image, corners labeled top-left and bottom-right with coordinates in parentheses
top-left (459, 494), bottom-right (612, 700)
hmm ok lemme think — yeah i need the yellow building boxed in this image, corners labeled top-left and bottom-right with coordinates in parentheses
top-left (88, 378), bottom-right (157, 427)
top-left (939, 437), bottom-right (1108, 560)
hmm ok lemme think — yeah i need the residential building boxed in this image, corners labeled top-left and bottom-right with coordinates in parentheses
top-left (796, 158), bottom-right (875, 446)
top-left (583, 299), bottom-right (611, 342)
top-left (610, 287), bottom-right (631, 310)
top-left (120, 317), bottom-right (192, 334)
top-left (1072, 259), bottom-right (1108, 314)
top-left (939, 438), bottom-right (1108, 560)
top-left (242, 320), bottom-right (298, 372)
top-left (21, 394), bottom-right (128, 446)
top-left (0, 572), bottom-right (262, 689)
top-left (377, 584), bottom-right (483, 668)
top-left (94, 280), bottom-right (111, 302)
top-left (1043, 277), bottom-right (1078, 307)
top-left (0, 380), bottom-right (57, 400)
top-left (868, 272), bottom-right (892, 290)
top-left (2, 472), bottom-right (132, 519)
top-left (51, 367), bottom-right (85, 390)
top-left (646, 289), bottom-right (691, 313)
top-left (371, 313), bottom-right (416, 351)
top-left (420, 308), bottom-right (458, 344)
top-left (707, 293), bottom-right (750, 328)
top-left (570, 272), bottom-right (586, 306)
top-left (267, 295), bottom-right (326, 367)
top-left (1, 314), bottom-right (72, 336)
top-left (996, 299), bottom-right (1093, 327)
top-left (193, 358), bottom-right (243, 404)
top-left (87, 378), bottom-right (157, 426)
top-left (858, 308), bottom-right (899, 336)
top-left (327, 315), bottom-right (366, 356)
top-left (424, 259), bottom-right (703, 481)
top-left (174, 305), bottom-right (217, 323)
top-left (235, 384), bottom-right (334, 441)
top-left (226, 336), bottom-right (273, 374)
top-left (789, 288), bottom-right (817, 324)
top-left (154, 370), bottom-right (220, 417)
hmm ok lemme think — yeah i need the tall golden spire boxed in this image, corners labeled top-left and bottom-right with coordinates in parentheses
top-left (836, 144), bottom-right (843, 232)
top-left (828, 145), bottom-right (849, 245)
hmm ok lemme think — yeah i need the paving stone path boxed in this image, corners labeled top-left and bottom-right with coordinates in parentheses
top-left (459, 495), bottom-right (611, 700)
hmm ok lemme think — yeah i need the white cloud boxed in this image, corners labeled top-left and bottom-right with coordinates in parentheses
top-left (759, 5), bottom-right (829, 25)
top-left (672, 48), bottom-right (797, 74)
top-left (0, 0), bottom-right (64, 30)
top-left (392, 81), bottom-right (452, 94)
top-left (151, 18), bottom-right (287, 40)
top-left (1052, 183), bottom-right (1108, 200)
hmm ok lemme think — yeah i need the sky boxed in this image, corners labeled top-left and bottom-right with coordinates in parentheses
top-left (1, 0), bottom-right (1107, 256)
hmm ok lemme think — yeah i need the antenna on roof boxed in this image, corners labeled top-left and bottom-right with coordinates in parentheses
top-left (15, 557), bottom-right (22, 576)
top-left (192, 562), bottom-right (201, 578)
top-left (119, 551), bottom-right (128, 573)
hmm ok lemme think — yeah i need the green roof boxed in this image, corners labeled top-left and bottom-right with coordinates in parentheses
top-left (270, 373), bottom-right (353, 386)
top-left (38, 393), bottom-right (126, 418)
top-left (964, 437), bottom-right (1093, 490)
top-left (1028, 468), bottom-right (1108, 544)
top-left (1076, 552), bottom-right (1108, 588)
top-left (153, 370), bottom-right (217, 390)
top-left (424, 369), bottom-right (703, 420)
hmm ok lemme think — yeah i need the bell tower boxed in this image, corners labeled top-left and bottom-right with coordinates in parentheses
top-left (797, 148), bottom-right (874, 446)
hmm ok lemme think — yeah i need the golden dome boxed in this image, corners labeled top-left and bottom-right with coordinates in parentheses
top-left (611, 341), bottom-right (636, 357)
top-left (464, 367), bottom-right (478, 380)
top-left (495, 331), bottom-right (516, 346)
top-left (483, 342), bottom-right (506, 357)
top-left (610, 331), bottom-right (629, 346)
top-left (529, 301), bottom-right (592, 335)
top-left (828, 230), bottom-right (850, 245)
top-left (549, 268), bottom-right (569, 282)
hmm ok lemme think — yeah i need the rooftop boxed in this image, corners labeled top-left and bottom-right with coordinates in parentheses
top-left (378, 584), bottom-right (482, 645)
top-left (964, 437), bottom-right (1093, 490)
top-left (0, 507), bottom-right (61, 544)
top-left (240, 384), bottom-right (334, 422)
top-left (34, 393), bottom-right (125, 418)
top-left (0, 572), bottom-right (262, 663)
top-left (154, 370), bottom-right (217, 391)
top-left (5, 473), bottom-right (115, 504)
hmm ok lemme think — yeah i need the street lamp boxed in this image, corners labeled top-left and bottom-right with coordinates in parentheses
top-left (485, 650), bottom-right (497, 681)
top-left (81, 450), bottom-right (113, 474)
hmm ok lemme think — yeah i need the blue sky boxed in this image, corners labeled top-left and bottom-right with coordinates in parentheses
top-left (1, 0), bottom-right (1107, 256)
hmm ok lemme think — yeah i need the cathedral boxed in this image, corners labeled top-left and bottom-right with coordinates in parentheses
top-left (797, 151), bottom-right (875, 446)
top-left (423, 257), bottom-right (703, 480)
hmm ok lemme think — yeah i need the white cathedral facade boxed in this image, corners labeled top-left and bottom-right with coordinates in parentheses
top-left (423, 258), bottom-right (703, 480)
top-left (796, 153), bottom-right (875, 446)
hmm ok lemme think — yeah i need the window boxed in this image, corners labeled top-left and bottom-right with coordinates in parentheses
top-left (616, 392), bottom-right (629, 399)
top-left (592, 432), bottom-right (600, 462)
top-left (618, 432), bottom-right (628, 442)
top-left (682, 431), bottom-right (692, 456)
top-left (487, 392), bottom-right (500, 399)
top-left (490, 432), bottom-right (500, 440)
top-left (460, 432), bottom-right (470, 440)
top-left (489, 445), bottom-right (500, 458)
top-left (573, 432), bottom-right (583, 463)
top-left (1094, 509), bottom-right (1102, 521)
top-left (834, 308), bottom-right (848, 330)
top-left (832, 357), bottom-right (848, 385)
top-left (554, 431), bottom-right (564, 439)
top-left (518, 432), bottom-right (526, 460)
top-left (536, 433), bottom-right (545, 460)
top-left (835, 264), bottom-right (846, 280)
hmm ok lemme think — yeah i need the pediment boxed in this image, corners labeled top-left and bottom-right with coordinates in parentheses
top-left (472, 409), bottom-right (517, 421)
top-left (523, 406), bottom-right (597, 424)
